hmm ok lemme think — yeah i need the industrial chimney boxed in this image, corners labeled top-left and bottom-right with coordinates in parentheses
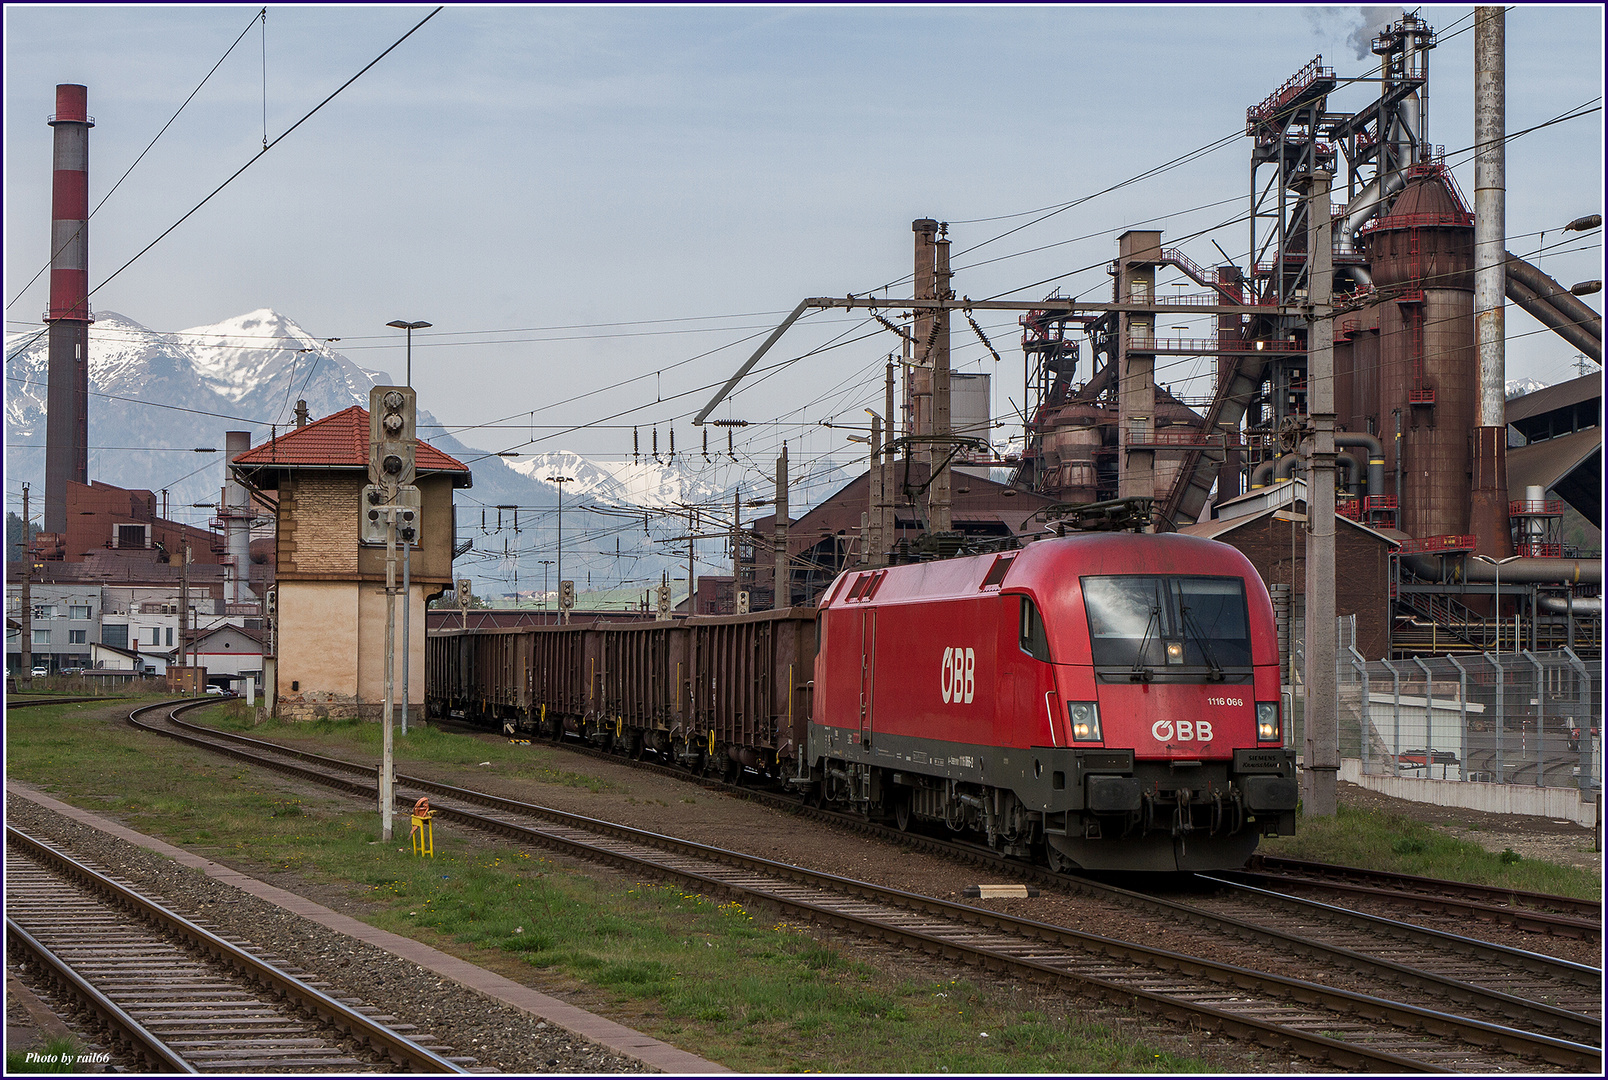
top-left (43, 84), bottom-right (94, 534)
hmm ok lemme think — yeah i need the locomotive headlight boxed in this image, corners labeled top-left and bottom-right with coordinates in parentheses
top-left (1256, 702), bottom-right (1280, 742)
top-left (1165, 641), bottom-right (1184, 665)
top-left (1068, 702), bottom-right (1102, 742)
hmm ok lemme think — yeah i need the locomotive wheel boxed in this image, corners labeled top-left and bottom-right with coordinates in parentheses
top-left (894, 791), bottom-right (912, 833)
top-left (1044, 843), bottom-right (1075, 874)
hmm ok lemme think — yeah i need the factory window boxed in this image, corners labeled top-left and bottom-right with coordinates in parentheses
top-left (69, 630), bottom-right (87, 644)
top-left (102, 624), bottom-right (128, 649)
top-left (117, 524), bottom-right (147, 549)
top-left (33, 629), bottom-right (50, 645)
top-left (70, 605), bottom-right (91, 620)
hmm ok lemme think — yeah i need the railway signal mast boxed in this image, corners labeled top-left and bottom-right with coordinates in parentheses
top-left (367, 385), bottom-right (418, 840)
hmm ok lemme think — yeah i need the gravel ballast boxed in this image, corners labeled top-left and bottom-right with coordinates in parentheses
top-left (5, 794), bottom-right (653, 1074)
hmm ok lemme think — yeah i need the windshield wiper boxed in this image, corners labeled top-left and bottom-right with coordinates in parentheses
top-left (1130, 604), bottom-right (1160, 683)
top-left (1179, 602), bottom-right (1225, 682)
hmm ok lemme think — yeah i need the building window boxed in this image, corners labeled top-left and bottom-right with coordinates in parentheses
top-left (102, 624), bottom-right (128, 649)
top-left (150, 627), bottom-right (161, 646)
top-left (69, 630), bottom-right (87, 644)
top-left (36, 605), bottom-right (56, 619)
top-left (166, 627), bottom-right (174, 647)
top-left (70, 605), bottom-right (91, 620)
top-left (33, 629), bottom-right (50, 645)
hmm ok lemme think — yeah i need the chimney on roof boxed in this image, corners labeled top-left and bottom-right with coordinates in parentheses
top-left (295, 400), bottom-right (309, 428)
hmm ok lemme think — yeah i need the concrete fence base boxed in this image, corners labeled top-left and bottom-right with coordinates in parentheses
top-left (1340, 758), bottom-right (1601, 828)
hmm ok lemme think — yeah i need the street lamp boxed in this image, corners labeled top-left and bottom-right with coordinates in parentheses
top-left (538, 559), bottom-right (554, 612)
top-left (547, 476), bottom-right (573, 619)
top-left (386, 320), bottom-right (431, 386)
top-left (1472, 554), bottom-right (1523, 654)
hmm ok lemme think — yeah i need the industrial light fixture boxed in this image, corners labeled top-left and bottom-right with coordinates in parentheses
top-left (386, 319), bottom-right (432, 386)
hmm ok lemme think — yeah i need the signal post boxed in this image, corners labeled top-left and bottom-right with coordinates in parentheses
top-left (367, 386), bottom-right (419, 840)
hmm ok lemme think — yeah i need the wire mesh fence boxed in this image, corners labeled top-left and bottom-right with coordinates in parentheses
top-left (1288, 617), bottom-right (1602, 792)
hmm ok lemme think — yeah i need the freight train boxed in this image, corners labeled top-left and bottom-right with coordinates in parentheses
top-left (427, 531), bottom-right (1298, 871)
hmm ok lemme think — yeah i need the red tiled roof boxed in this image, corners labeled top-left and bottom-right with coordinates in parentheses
top-left (233, 406), bottom-right (469, 473)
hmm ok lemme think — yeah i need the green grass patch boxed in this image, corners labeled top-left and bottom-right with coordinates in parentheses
top-left (1259, 803), bottom-right (1601, 900)
top-left (6, 699), bottom-right (1206, 1072)
top-left (194, 705), bottom-right (619, 793)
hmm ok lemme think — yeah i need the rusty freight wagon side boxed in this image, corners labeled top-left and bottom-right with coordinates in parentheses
top-left (580, 621), bottom-right (684, 754)
top-left (425, 627), bottom-right (529, 726)
top-left (528, 621), bottom-right (594, 738)
top-left (685, 608), bottom-right (817, 780)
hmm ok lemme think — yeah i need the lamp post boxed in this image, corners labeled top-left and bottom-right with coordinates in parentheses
top-left (1472, 554), bottom-right (1523, 653)
top-left (386, 320), bottom-right (431, 386)
top-left (547, 476), bottom-right (573, 621)
top-left (538, 559), bottom-right (554, 614)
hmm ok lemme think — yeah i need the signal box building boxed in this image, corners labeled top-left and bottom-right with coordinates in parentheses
top-left (231, 406), bottom-right (471, 720)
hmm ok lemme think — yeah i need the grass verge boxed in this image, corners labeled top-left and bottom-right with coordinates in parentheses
top-left (7, 699), bottom-right (1204, 1073)
top-left (1258, 804), bottom-right (1600, 899)
top-left (197, 702), bottom-right (619, 792)
top-left (5, 1036), bottom-right (87, 1073)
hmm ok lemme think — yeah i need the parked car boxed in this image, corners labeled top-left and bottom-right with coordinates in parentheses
top-left (30, 666), bottom-right (49, 678)
top-left (204, 685), bottom-right (226, 695)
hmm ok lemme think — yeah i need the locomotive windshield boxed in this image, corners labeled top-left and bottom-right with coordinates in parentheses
top-left (1081, 575), bottom-right (1252, 671)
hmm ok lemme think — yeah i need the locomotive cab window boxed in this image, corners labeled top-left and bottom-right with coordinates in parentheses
top-left (1081, 575), bottom-right (1251, 671)
top-left (1018, 596), bottom-right (1051, 662)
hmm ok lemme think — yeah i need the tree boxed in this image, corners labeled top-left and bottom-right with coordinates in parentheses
top-left (7, 512), bottom-right (40, 564)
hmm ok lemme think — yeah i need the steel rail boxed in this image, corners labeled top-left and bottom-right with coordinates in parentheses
top-left (5, 919), bottom-right (196, 1073)
top-left (133, 711), bottom-right (1597, 1072)
top-left (6, 695), bottom-right (112, 709)
top-left (170, 711), bottom-right (1603, 1043)
top-left (1244, 854), bottom-right (1603, 923)
top-left (1226, 873), bottom-right (1601, 939)
top-left (6, 822), bottom-right (469, 1074)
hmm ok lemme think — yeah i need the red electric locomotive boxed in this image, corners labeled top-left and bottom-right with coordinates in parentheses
top-left (808, 531), bottom-right (1298, 871)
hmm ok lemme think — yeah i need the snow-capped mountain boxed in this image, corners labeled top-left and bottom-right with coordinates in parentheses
top-left (5, 309), bottom-right (859, 600)
top-left (1505, 377), bottom-right (1550, 400)
top-left (507, 451), bottom-right (728, 509)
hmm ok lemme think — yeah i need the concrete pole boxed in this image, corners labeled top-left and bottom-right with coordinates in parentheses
top-left (20, 484), bottom-right (32, 688)
top-left (1471, 6), bottom-right (1515, 558)
top-left (401, 534), bottom-right (411, 735)
top-left (381, 508), bottom-right (396, 841)
top-left (687, 510), bottom-right (696, 615)
top-left (931, 226), bottom-right (953, 534)
top-left (180, 541), bottom-right (190, 686)
top-left (884, 360), bottom-right (897, 555)
top-left (774, 444), bottom-right (789, 608)
top-left (1116, 231), bottom-right (1160, 511)
top-left (731, 486), bottom-right (740, 607)
top-left (1302, 169), bottom-right (1339, 817)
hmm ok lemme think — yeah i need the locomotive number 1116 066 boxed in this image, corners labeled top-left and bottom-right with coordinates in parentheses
top-left (1206, 696), bottom-right (1244, 707)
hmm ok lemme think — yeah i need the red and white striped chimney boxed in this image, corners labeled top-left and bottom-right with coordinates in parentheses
top-left (43, 83), bottom-right (95, 534)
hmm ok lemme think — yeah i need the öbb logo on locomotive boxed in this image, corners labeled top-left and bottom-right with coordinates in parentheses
top-left (428, 531), bottom-right (1300, 874)
top-left (940, 646), bottom-right (976, 704)
top-left (1151, 719), bottom-right (1215, 743)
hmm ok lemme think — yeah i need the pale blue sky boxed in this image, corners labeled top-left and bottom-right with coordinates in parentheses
top-left (5, 4), bottom-right (1603, 482)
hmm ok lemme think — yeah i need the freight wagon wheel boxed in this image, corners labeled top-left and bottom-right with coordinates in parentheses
top-left (627, 734), bottom-right (645, 760)
top-left (723, 754), bottom-right (742, 786)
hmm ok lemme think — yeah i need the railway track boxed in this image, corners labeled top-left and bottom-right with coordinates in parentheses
top-left (5, 695), bottom-right (114, 710)
top-left (1238, 854), bottom-right (1603, 935)
top-left (4, 824), bottom-right (474, 1074)
top-left (133, 703), bottom-right (1601, 1072)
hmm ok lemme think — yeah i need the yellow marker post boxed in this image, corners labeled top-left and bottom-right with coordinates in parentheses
top-left (409, 796), bottom-right (436, 857)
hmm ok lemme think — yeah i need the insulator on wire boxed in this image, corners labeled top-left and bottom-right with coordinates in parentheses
top-left (633, 426), bottom-right (640, 464)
